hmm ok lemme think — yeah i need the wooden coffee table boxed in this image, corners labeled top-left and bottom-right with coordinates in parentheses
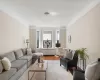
top-left (28, 60), bottom-right (48, 80)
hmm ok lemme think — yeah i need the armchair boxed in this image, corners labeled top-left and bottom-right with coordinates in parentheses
top-left (73, 58), bottom-right (100, 80)
top-left (60, 50), bottom-right (78, 71)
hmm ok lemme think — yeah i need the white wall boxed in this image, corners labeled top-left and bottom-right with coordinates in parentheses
top-left (67, 3), bottom-right (100, 63)
top-left (0, 11), bottom-right (29, 54)
top-left (29, 28), bottom-right (36, 50)
top-left (60, 28), bottom-right (66, 48)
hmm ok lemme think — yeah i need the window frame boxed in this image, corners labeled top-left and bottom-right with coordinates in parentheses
top-left (36, 30), bottom-right (40, 48)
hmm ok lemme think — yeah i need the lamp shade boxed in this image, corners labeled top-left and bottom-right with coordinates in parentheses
top-left (56, 43), bottom-right (61, 47)
top-left (55, 40), bottom-right (61, 47)
top-left (26, 39), bottom-right (29, 43)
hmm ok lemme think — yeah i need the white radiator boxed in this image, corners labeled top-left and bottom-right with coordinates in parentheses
top-left (36, 48), bottom-right (56, 55)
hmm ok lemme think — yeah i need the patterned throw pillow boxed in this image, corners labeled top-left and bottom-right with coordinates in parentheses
top-left (0, 60), bottom-right (3, 73)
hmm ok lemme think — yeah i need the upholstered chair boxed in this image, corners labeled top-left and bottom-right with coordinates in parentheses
top-left (73, 58), bottom-right (100, 80)
top-left (60, 50), bottom-right (78, 71)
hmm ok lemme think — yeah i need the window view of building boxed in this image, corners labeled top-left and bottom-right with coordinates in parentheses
top-left (43, 31), bottom-right (52, 48)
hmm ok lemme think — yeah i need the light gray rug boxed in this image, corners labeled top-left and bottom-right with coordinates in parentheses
top-left (32, 60), bottom-right (72, 80)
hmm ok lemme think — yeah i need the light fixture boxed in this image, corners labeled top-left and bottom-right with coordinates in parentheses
top-left (44, 11), bottom-right (58, 16)
top-left (26, 39), bottom-right (29, 48)
top-left (50, 12), bottom-right (58, 16)
top-left (44, 12), bottom-right (50, 15)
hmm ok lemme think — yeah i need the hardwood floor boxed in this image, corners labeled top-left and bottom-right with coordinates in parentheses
top-left (43, 55), bottom-right (60, 60)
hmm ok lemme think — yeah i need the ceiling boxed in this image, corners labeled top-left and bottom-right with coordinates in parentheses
top-left (0, 0), bottom-right (95, 27)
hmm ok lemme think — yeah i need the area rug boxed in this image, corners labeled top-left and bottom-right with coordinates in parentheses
top-left (32, 60), bottom-right (72, 80)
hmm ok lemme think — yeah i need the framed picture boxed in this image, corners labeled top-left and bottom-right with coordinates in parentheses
top-left (68, 35), bottom-right (71, 43)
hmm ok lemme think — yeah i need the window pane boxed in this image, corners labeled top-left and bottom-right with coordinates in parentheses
top-left (57, 31), bottom-right (59, 40)
top-left (43, 33), bottom-right (51, 40)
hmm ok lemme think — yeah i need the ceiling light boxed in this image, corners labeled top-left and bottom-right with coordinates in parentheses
top-left (50, 12), bottom-right (58, 16)
top-left (44, 11), bottom-right (58, 16)
top-left (44, 12), bottom-right (50, 15)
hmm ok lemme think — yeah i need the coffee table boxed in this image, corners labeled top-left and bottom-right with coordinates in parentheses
top-left (28, 60), bottom-right (48, 80)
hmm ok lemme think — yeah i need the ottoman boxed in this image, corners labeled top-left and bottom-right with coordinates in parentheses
top-left (34, 53), bottom-right (43, 63)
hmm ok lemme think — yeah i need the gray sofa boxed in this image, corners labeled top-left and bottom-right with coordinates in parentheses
top-left (0, 48), bottom-right (38, 80)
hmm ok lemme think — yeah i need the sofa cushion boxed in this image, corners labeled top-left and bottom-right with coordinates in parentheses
top-left (27, 48), bottom-right (32, 55)
top-left (0, 60), bottom-right (3, 73)
top-left (19, 56), bottom-right (32, 61)
top-left (22, 48), bottom-right (27, 55)
top-left (1, 52), bottom-right (16, 62)
top-left (85, 61), bottom-right (100, 80)
top-left (11, 60), bottom-right (27, 71)
top-left (31, 48), bottom-right (36, 53)
top-left (14, 49), bottom-right (24, 59)
top-left (0, 68), bottom-right (17, 80)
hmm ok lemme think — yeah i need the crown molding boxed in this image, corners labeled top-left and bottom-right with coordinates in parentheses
top-left (68, 0), bottom-right (100, 27)
top-left (29, 25), bottom-right (37, 29)
top-left (60, 26), bottom-right (67, 29)
top-left (29, 25), bottom-right (67, 29)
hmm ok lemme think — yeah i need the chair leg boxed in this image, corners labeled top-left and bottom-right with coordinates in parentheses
top-left (60, 64), bottom-right (61, 66)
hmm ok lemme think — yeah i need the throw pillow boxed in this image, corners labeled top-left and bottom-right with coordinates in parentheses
top-left (64, 50), bottom-right (73, 60)
top-left (0, 60), bottom-right (3, 73)
top-left (27, 48), bottom-right (32, 55)
top-left (2, 57), bottom-right (11, 71)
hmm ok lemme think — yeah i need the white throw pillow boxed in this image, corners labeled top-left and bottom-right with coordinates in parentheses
top-left (64, 50), bottom-right (73, 60)
top-left (27, 48), bottom-right (32, 55)
top-left (2, 57), bottom-right (11, 71)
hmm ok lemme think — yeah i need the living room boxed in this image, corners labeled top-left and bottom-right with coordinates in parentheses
top-left (0, 0), bottom-right (100, 80)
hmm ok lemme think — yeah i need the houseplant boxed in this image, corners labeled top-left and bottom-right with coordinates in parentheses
top-left (76, 48), bottom-right (89, 70)
top-left (76, 48), bottom-right (89, 59)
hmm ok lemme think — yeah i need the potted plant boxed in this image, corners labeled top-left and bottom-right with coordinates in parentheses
top-left (76, 48), bottom-right (89, 70)
top-left (76, 48), bottom-right (89, 59)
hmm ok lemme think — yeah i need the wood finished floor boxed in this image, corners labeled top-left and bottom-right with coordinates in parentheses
top-left (43, 56), bottom-right (60, 60)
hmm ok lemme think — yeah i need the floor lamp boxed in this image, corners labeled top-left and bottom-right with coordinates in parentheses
top-left (55, 40), bottom-right (61, 57)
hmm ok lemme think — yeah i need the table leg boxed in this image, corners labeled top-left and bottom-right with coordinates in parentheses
top-left (28, 71), bottom-right (29, 80)
top-left (28, 71), bottom-right (35, 80)
top-left (45, 71), bottom-right (46, 80)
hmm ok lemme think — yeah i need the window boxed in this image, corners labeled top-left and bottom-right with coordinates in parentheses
top-left (36, 31), bottom-right (40, 48)
top-left (43, 31), bottom-right (52, 48)
top-left (56, 31), bottom-right (60, 42)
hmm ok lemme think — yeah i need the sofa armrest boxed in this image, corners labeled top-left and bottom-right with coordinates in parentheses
top-left (76, 69), bottom-right (85, 73)
top-left (73, 70), bottom-right (85, 80)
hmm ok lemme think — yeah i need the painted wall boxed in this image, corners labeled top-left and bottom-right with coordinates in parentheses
top-left (0, 11), bottom-right (29, 54)
top-left (29, 28), bottom-right (36, 50)
top-left (60, 28), bottom-right (66, 48)
top-left (67, 3), bottom-right (100, 63)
